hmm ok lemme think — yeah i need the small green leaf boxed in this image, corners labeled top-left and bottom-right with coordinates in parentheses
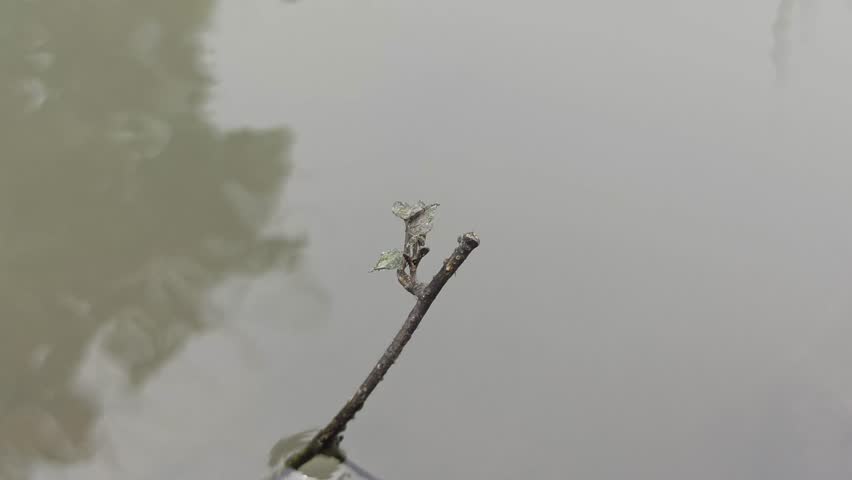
top-left (267, 429), bottom-right (347, 480)
top-left (406, 203), bottom-right (438, 237)
top-left (268, 430), bottom-right (315, 467)
top-left (371, 249), bottom-right (404, 271)
top-left (391, 201), bottom-right (420, 220)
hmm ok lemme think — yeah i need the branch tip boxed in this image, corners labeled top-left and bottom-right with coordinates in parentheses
top-left (458, 232), bottom-right (480, 249)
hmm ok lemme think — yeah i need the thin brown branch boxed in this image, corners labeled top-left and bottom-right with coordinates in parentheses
top-left (284, 232), bottom-right (480, 471)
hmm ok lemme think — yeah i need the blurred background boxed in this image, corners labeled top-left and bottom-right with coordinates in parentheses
top-left (3, 1), bottom-right (852, 479)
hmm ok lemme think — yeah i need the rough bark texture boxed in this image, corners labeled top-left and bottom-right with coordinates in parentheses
top-left (285, 232), bottom-right (480, 471)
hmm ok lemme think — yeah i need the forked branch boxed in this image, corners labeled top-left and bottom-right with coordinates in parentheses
top-left (283, 202), bottom-right (480, 471)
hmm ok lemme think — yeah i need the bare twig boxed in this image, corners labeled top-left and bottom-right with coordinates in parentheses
top-left (284, 231), bottom-right (480, 471)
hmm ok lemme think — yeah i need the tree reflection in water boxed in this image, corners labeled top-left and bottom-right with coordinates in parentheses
top-left (0, 1), bottom-right (301, 478)
top-left (770, 0), bottom-right (851, 82)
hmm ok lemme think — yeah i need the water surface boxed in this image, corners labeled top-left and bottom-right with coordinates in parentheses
top-left (4, 1), bottom-right (852, 479)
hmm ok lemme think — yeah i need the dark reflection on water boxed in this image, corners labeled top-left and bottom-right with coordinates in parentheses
top-left (0, 1), bottom-right (301, 478)
top-left (771, 0), bottom-right (852, 83)
top-left (771, 0), bottom-right (795, 83)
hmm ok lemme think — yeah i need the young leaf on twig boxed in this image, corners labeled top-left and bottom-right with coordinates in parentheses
top-left (405, 203), bottom-right (438, 238)
top-left (371, 249), bottom-right (405, 272)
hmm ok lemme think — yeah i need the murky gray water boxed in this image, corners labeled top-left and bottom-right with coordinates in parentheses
top-left (4, 1), bottom-right (852, 479)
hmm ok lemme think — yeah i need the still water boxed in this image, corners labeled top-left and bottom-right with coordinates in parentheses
top-left (4, 1), bottom-right (852, 479)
